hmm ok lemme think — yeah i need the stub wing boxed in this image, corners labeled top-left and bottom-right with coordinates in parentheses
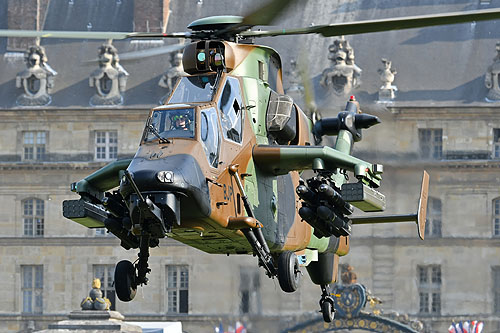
top-left (350, 171), bottom-right (430, 240)
top-left (252, 145), bottom-right (382, 187)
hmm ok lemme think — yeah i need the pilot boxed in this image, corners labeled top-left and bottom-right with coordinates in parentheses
top-left (170, 111), bottom-right (192, 131)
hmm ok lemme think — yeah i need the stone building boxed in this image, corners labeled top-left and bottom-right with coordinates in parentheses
top-left (1, 1), bottom-right (500, 332)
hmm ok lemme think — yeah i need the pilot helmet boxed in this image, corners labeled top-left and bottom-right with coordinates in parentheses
top-left (170, 110), bottom-right (191, 128)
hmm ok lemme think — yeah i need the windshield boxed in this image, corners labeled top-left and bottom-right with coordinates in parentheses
top-left (168, 75), bottom-right (217, 104)
top-left (144, 108), bottom-right (195, 142)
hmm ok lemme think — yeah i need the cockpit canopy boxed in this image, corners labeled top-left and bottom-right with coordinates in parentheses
top-left (168, 75), bottom-right (217, 104)
top-left (144, 107), bottom-right (195, 142)
top-left (142, 73), bottom-right (244, 169)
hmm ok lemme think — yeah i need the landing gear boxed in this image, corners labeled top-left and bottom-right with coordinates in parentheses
top-left (115, 233), bottom-right (152, 302)
top-left (319, 284), bottom-right (335, 322)
top-left (115, 260), bottom-right (137, 301)
top-left (277, 251), bottom-right (301, 292)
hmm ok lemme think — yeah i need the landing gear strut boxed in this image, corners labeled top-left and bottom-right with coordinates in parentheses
top-left (319, 284), bottom-right (335, 322)
top-left (115, 233), bottom-right (151, 302)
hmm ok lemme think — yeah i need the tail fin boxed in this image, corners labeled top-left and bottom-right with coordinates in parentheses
top-left (417, 170), bottom-right (430, 240)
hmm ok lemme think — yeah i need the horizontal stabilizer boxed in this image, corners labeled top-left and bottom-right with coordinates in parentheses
top-left (350, 171), bottom-right (429, 240)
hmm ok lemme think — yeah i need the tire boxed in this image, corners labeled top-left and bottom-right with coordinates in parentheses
top-left (115, 260), bottom-right (137, 302)
top-left (277, 251), bottom-right (300, 293)
top-left (321, 298), bottom-right (335, 323)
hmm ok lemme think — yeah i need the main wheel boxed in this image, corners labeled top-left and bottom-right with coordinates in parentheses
top-left (321, 297), bottom-right (335, 323)
top-left (277, 251), bottom-right (300, 292)
top-left (115, 260), bottom-right (137, 302)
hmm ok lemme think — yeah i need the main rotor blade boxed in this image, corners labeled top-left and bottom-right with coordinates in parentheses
top-left (118, 43), bottom-right (186, 61)
top-left (242, 0), bottom-right (298, 26)
top-left (0, 29), bottom-right (191, 40)
top-left (215, 0), bottom-right (298, 37)
top-left (241, 7), bottom-right (500, 38)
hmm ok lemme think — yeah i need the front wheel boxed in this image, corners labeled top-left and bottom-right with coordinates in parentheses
top-left (277, 251), bottom-right (300, 293)
top-left (115, 260), bottom-right (137, 302)
top-left (321, 297), bottom-right (335, 322)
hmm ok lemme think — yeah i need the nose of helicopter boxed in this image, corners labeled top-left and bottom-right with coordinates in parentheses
top-left (120, 154), bottom-right (211, 220)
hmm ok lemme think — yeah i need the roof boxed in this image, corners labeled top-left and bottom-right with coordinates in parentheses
top-left (0, 0), bottom-right (500, 109)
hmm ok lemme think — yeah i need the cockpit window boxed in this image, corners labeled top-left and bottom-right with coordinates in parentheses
top-left (218, 76), bottom-right (243, 143)
top-left (144, 108), bottom-right (195, 142)
top-left (168, 75), bottom-right (217, 104)
top-left (200, 107), bottom-right (220, 168)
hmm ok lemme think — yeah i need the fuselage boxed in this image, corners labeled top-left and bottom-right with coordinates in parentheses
top-left (123, 41), bottom-right (349, 262)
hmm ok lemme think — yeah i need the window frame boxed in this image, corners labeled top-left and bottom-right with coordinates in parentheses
top-left (22, 198), bottom-right (44, 237)
top-left (21, 265), bottom-right (43, 314)
top-left (493, 197), bottom-right (500, 237)
top-left (217, 76), bottom-right (244, 145)
top-left (94, 130), bottom-right (118, 161)
top-left (22, 131), bottom-right (47, 161)
top-left (493, 129), bottom-right (500, 159)
top-left (417, 265), bottom-right (442, 315)
top-left (166, 265), bottom-right (189, 314)
top-left (418, 128), bottom-right (443, 160)
top-left (239, 267), bottom-right (261, 315)
top-left (493, 266), bottom-right (500, 314)
top-left (425, 197), bottom-right (442, 238)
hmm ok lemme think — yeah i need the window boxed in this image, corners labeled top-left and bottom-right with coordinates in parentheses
top-left (23, 198), bottom-right (44, 237)
top-left (493, 198), bottom-right (500, 237)
top-left (23, 131), bottom-right (46, 161)
top-left (93, 265), bottom-right (116, 310)
top-left (22, 265), bottom-right (43, 314)
top-left (425, 197), bottom-right (442, 238)
top-left (240, 267), bottom-right (261, 314)
top-left (166, 265), bottom-right (189, 313)
top-left (419, 129), bottom-right (442, 159)
top-left (144, 108), bottom-right (195, 142)
top-left (494, 129), bottom-right (500, 159)
top-left (494, 266), bottom-right (500, 313)
top-left (95, 131), bottom-right (118, 161)
top-left (418, 265), bottom-right (441, 315)
top-left (200, 107), bottom-right (221, 168)
top-left (169, 75), bottom-right (217, 104)
top-left (218, 77), bottom-right (243, 143)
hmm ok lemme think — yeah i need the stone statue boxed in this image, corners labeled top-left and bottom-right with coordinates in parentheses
top-left (16, 43), bottom-right (57, 106)
top-left (320, 37), bottom-right (361, 95)
top-left (341, 265), bottom-right (358, 285)
top-left (159, 52), bottom-right (184, 104)
top-left (80, 278), bottom-right (111, 311)
top-left (485, 41), bottom-right (500, 101)
top-left (378, 58), bottom-right (397, 102)
top-left (89, 41), bottom-right (129, 106)
top-left (285, 59), bottom-right (304, 95)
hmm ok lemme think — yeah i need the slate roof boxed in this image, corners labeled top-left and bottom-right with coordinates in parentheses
top-left (1, 0), bottom-right (500, 109)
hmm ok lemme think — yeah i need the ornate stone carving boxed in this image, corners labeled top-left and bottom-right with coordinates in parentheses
top-left (80, 278), bottom-right (111, 311)
top-left (378, 58), bottom-right (397, 102)
top-left (89, 42), bottom-right (129, 106)
top-left (16, 43), bottom-right (57, 106)
top-left (158, 52), bottom-right (184, 104)
top-left (485, 42), bottom-right (500, 101)
top-left (320, 37), bottom-right (361, 95)
top-left (341, 265), bottom-right (358, 285)
top-left (285, 59), bottom-right (304, 95)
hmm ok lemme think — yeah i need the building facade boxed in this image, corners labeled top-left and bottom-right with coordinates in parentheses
top-left (2, 1), bottom-right (500, 333)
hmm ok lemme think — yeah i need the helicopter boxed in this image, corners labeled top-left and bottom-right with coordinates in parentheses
top-left (2, 0), bottom-right (500, 323)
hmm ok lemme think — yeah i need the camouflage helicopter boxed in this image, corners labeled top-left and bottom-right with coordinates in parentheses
top-left (3, 0), bottom-right (500, 322)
